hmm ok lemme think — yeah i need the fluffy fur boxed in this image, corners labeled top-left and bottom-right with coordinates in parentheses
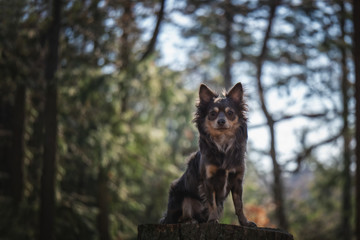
top-left (160, 82), bottom-right (256, 227)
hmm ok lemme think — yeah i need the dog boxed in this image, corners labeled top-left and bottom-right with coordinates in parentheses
top-left (160, 82), bottom-right (256, 227)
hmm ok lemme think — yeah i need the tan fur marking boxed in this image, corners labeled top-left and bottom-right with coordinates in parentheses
top-left (205, 116), bottom-right (240, 137)
top-left (205, 107), bottom-right (242, 152)
top-left (208, 192), bottom-right (217, 212)
top-left (206, 165), bottom-right (218, 178)
top-left (227, 168), bottom-right (237, 174)
top-left (212, 192), bottom-right (216, 207)
top-left (180, 198), bottom-right (204, 223)
top-left (205, 115), bottom-right (240, 152)
top-left (229, 115), bottom-right (239, 126)
top-left (207, 191), bottom-right (218, 222)
top-left (182, 198), bottom-right (193, 218)
top-left (214, 98), bottom-right (222, 103)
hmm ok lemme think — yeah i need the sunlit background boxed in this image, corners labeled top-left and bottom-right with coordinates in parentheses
top-left (0, 0), bottom-right (356, 240)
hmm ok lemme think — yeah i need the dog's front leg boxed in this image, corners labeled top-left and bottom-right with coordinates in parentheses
top-left (204, 180), bottom-right (218, 223)
top-left (204, 164), bottom-right (219, 223)
top-left (231, 172), bottom-right (256, 227)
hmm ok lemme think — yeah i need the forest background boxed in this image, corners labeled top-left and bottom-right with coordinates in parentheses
top-left (1, 0), bottom-right (360, 240)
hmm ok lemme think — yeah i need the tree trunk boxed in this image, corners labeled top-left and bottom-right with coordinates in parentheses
top-left (39, 0), bottom-right (61, 239)
top-left (339, 1), bottom-right (351, 239)
top-left (254, 0), bottom-right (288, 231)
top-left (0, 99), bottom-right (12, 197)
top-left (353, 0), bottom-right (360, 239)
top-left (223, 0), bottom-right (233, 89)
top-left (118, 2), bottom-right (134, 113)
top-left (268, 121), bottom-right (288, 231)
top-left (10, 83), bottom-right (26, 205)
top-left (138, 224), bottom-right (293, 240)
top-left (28, 89), bottom-right (45, 203)
top-left (140, 0), bottom-right (166, 62)
top-left (97, 167), bottom-right (111, 240)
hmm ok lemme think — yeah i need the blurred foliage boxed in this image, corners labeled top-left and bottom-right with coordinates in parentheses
top-left (288, 159), bottom-right (343, 240)
top-left (57, 61), bottom-right (196, 239)
top-left (0, 0), bottom-right (356, 240)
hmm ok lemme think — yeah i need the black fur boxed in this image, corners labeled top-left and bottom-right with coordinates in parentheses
top-left (160, 82), bottom-right (256, 227)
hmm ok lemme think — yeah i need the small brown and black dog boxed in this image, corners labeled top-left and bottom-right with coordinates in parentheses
top-left (160, 82), bottom-right (256, 227)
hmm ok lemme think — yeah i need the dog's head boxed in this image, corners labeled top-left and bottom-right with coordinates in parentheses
top-left (194, 82), bottom-right (247, 138)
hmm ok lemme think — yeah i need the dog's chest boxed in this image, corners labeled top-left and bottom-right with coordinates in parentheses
top-left (200, 165), bottom-right (238, 202)
top-left (213, 134), bottom-right (235, 153)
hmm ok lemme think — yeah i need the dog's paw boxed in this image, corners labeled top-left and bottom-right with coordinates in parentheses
top-left (244, 221), bottom-right (257, 228)
top-left (184, 219), bottom-right (198, 224)
top-left (207, 219), bottom-right (219, 224)
top-left (238, 218), bottom-right (257, 228)
top-left (179, 218), bottom-right (198, 224)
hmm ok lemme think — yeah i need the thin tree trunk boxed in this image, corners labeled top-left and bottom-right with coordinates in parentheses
top-left (339, 1), bottom-right (351, 239)
top-left (97, 167), bottom-right (111, 240)
top-left (10, 83), bottom-right (26, 205)
top-left (140, 0), bottom-right (166, 62)
top-left (39, 0), bottom-right (61, 239)
top-left (28, 90), bottom-right (45, 203)
top-left (353, 0), bottom-right (360, 239)
top-left (223, 0), bottom-right (233, 89)
top-left (255, 0), bottom-right (288, 231)
top-left (118, 2), bottom-right (134, 113)
top-left (0, 99), bottom-right (12, 197)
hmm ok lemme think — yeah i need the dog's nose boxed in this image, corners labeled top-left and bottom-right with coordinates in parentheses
top-left (217, 118), bottom-right (226, 126)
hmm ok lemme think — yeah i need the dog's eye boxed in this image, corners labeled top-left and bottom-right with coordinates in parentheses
top-left (227, 110), bottom-right (234, 116)
top-left (209, 111), bottom-right (217, 117)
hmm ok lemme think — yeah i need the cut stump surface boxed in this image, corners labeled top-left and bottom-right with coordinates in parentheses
top-left (138, 223), bottom-right (294, 240)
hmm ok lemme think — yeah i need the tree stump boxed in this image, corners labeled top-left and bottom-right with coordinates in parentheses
top-left (138, 223), bottom-right (294, 240)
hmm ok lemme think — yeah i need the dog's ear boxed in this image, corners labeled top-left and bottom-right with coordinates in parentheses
top-left (199, 84), bottom-right (217, 104)
top-left (227, 82), bottom-right (243, 103)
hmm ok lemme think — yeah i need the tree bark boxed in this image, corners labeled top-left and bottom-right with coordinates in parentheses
top-left (339, 1), bottom-right (351, 239)
top-left (0, 99), bottom-right (12, 197)
top-left (138, 224), bottom-right (294, 240)
top-left (39, 0), bottom-right (62, 239)
top-left (223, 0), bottom-right (233, 89)
top-left (10, 83), bottom-right (26, 205)
top-left (28, 89), bottom-right (45, 203)
top-left (118, 2), bottom-right (134, 113)
top-left (255, 0), bottom-right (288, 231)
top-left (353, 0), bottom-right (360, 240)
top-left (140, 0), bottom-right (166, 62)
top-left (97, 167), bottom-right (111, 240)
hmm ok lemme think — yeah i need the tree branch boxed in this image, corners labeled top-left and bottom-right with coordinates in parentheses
top-left (256, 0), bottom-right (280, 122)
top-left (254, 0), bottom-right (288, 231)
top-left (249, 112), bottom-right (328, 129)
top-left (140, 0), bottom-right (166, 62)
top-left (289, 131), bottom-right (343, 173)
